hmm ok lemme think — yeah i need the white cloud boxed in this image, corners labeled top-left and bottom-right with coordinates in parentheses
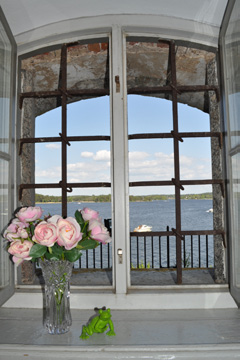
top-left (129, 151), bottom-right (149, 161)
top-left (45, 144), bottom-right (61, 149)
top-left (81, 151), bottom-right (94, 158)
top-left (36, 166), bottom-right (61, 179)
top-left (93, 150), bottom-right (110, 161)
top-left (35, 148), bottom-right (211, 192)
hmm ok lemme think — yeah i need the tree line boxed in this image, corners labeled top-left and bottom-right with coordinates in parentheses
top-left (35, 192), bottom-right (212, 203)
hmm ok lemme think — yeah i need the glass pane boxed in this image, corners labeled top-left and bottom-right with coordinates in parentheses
top-left (129, 138), bottom-right (174, 182)
top-left (67, 96), bottom-right (110, 136)
top-left (128, 95), bottom-right (173, 133)
top-left (36, 106), bottom-right (61, 137)
top-left (35, 143), bottom-right (61, 184)
top-left (232, 153), bottom-right (240, 287)
top-left (178, 103), bottom-right (210, 132)
top-left (67, 141), bottom-right (111, 185)
top-left (0, 159), bottom-right (11, 289)
top-left (224, 2), bottom-right (240, 149)
top-left (179, 137), bottom-right (212, 180)
top-left (0, 22), bottom-right (11, 153)
top-left (129, 186), bottom-right (175, 232)
top-left (129, 186), bottom-right (176, 286)
top-left (180, 187), bottom-right (213, 231)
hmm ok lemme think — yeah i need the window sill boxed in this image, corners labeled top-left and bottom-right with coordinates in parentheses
top-left (0, 308), bottom-right (240, 359)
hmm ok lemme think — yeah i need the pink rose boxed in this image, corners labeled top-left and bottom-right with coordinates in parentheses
top-left (16, 206), bottom-right (43, 222)
top-left (33, 220), bottom-right (58, 247)
top-left (8, 240), bottom-right (33, 266)
top-left (88, 219), bottom-right (111, 244)
top-left (57, 217), bottom-right (82, 250)
top-left (4, 220), bottom-right (28, 241)
top-left (80, 208), bottom-right (101, 222)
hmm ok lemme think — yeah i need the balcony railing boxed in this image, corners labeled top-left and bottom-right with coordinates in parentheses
top-left (73, 227), bottom-right (214, 270)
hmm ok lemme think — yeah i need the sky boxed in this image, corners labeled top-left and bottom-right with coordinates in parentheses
top-left (35, 95), bottom-right (212, 196)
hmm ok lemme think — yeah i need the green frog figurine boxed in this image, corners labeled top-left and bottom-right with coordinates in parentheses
top-left (80, 307), bottom-right (116, 340)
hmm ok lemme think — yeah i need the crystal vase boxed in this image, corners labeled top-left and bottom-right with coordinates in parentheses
top-left (40, 259), bottom-right (73, 335)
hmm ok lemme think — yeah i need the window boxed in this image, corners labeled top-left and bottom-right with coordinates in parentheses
top-left (126, 38), bottom-right (224, 285)
top-left (19, 39), bottom-right (112, 287)
top-left (221, 0), bottom-right (240, 304)
top-left (0, 10), bottom-right (16, 305)
top-left (18, 33), bottom-right (225, 289)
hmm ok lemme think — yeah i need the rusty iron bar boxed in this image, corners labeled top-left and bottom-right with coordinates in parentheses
top-left (18, 131), bottom-right (218, 155)
top-left (18, 182), bottom-right (111, 201)
top-left (128, 131), bottom-right (222, 140)
top-left (128, 84), bottom-right (219, 96)
top-left (170, 40), bottom-right (182, 284)
top-left (19, 84), bottom-right (218, 110)
top-left (172, 178), bottom-right (184, 190)
top-left (59, 132), bottom-right (71, 146)
top-left (18, 135), bottom-right (110, 155)
top-left (171, 130), bottom-right (184, 142)
top-left (130, 229), bottom-right (225, 237)
top-left (61, 44), bottom-right (68, 217)
top-left (129, 179), bottom-right (224, 187)
top-left (19, 89), bottom-right (109, 109)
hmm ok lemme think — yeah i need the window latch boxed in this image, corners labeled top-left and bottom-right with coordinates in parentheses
top-left (117, 248), bottom-right (123, 264)
top-left (115, 75), bottom-right (120, 93)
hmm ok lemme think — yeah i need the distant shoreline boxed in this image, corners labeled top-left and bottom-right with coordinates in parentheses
top-left (36, 198), bottom-right (212, 204)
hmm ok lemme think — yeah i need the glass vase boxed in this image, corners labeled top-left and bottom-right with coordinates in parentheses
top-left (40, 259), bottom-right (73, 335)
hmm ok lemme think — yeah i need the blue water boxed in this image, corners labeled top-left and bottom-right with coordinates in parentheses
top-left (37, 200), bottom-right (214, 269)
top-left (37, 199), bottom-right (213, 232)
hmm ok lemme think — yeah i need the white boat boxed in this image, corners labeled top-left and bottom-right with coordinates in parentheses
top-left (206, 208), bottom-right (213, 213)
top-left (133, 224), bottom-right (152, 232)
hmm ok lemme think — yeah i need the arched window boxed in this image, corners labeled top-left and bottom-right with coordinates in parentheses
top-left (18, 34), bottom-right (225, 289)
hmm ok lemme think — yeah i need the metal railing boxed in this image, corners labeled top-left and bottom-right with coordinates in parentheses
top-left (73, 228), bottom-right (214, 270)
top-left (130, 232), bottom-right (214, 269)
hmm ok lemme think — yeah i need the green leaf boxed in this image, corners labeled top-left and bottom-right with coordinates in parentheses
top-left (77, 237), bottom-right (99, 250)
top-left (64, 247), bottom-right (82, 262)
top-left (29, 243), bottom-right (47, 258)
top-left (44, 252), bottom-right (61, 261)
top-left (75, 210), bottom-right (85, 226)
top-left (50, 243), bottom-right (64, 258)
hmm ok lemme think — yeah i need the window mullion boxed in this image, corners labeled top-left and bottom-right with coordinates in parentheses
top-left (111, 26), bottom-right (129, 294)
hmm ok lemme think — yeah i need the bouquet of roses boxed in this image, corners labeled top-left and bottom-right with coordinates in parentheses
top-left (3, 206), bottom-right (111, 265)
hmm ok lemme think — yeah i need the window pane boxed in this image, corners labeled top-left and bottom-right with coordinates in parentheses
top-left (129, 186), bottom-right (175, 232)
top-left (232, 153), bottom-right (240, 287)
top-left (128, 95), bottom-right (173, 133)
top-left (179, 137), bottom-right (212, 180)
top-left (0, 22), bottom-right (11, 153)
top-left (224, 3), bottom-right (240, 149)
top-left (178, 103), bottom-right (210, 132)
top-left (67, 141), bottom-right (111, 185)
top-left (180, 187), bottom-right (213, 231)
top-left (67, 97), bottom-right (110, 136)
top-left (0, 159), bottom-right (11, 288)
top-left (35, 143), bottom-right (61, 184)
top-left (35, 106), bottom-right (61, 137)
